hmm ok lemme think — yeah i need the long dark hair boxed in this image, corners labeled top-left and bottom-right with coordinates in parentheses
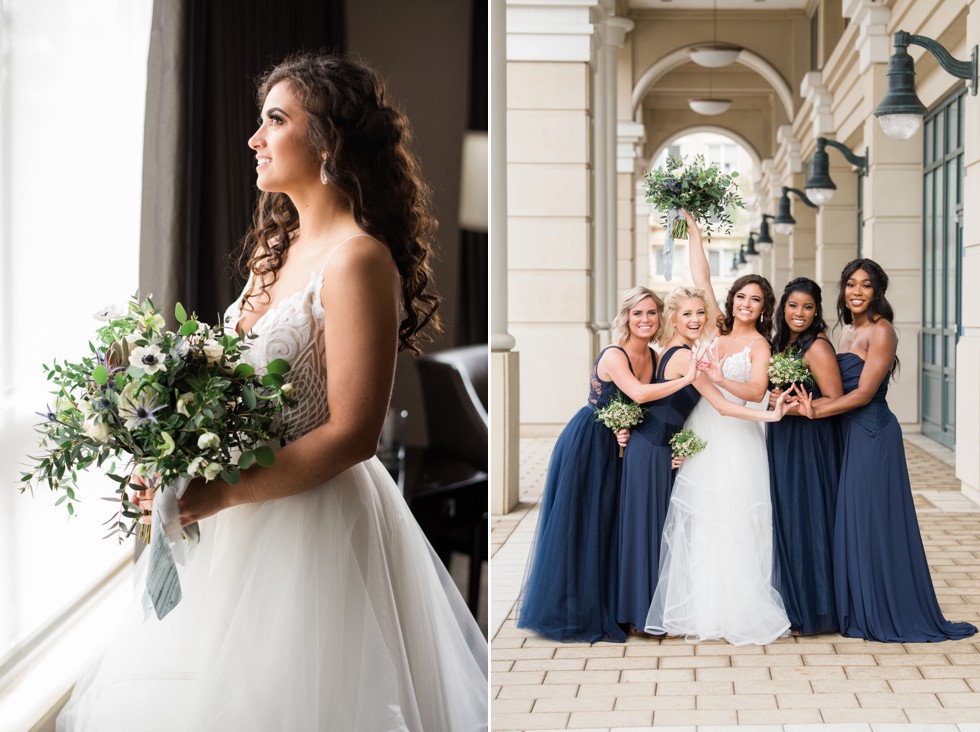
top-left (718, 274), bottom-right (775, 342)
top-left (773, 277), bottom-right (827, 355)
top-left (836, 258), bottom-right (894, 326)
top-left (836, 258), bottom-right (899, 374)
top-left (238, 52), bottom-right (440, 354)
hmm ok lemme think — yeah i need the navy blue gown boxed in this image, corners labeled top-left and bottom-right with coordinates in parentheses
top-left (617, 345), bottom-right (701, 631)
top-left (516, 345), bottom-right (643, 643)
top-left (834, 352), bottom-right (977, 642)
top-left (766, 338), bottom-right (842, 635)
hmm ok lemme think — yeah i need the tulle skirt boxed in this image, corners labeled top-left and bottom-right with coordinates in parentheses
top-left (57, 457), bottom-right (489, 732)
top-left (646, 398), bottom-right (790, 645)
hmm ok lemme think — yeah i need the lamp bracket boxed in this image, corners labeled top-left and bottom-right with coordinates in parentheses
top-left (816, 137), bottom-right (868, 174)
top-left (900, 31), bottom-right (979, 96)
top-left (784, 186), bottom-right (819, 209)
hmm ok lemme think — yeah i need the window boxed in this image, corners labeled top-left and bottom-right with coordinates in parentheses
top-left (706, 143), bottom-right (738, 172)
top-left (0, 0), bottom-right (153, 677)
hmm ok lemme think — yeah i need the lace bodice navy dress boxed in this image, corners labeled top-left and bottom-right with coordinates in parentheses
top-left (617, 345), bottom-right (700, 631)
top-left (766, 337), bottom-right (842, 635)
top-left (58, 241), bottom-right (489, 731)
top-left (516, 345), bottom-right (642, 643)
top-left (646, 341), bottom-right (790, 645)
top-left (833, 352), bottom-right (976, 642)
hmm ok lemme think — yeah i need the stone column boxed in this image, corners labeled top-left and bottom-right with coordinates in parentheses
top-left (492, 0), bottom-right (519, 514)
top-left (956, 0), bottom-right (980, 500)
top-left (506, 0), bottom-right (599, 433)
top-left (618, 121), bottom-right (645, 290)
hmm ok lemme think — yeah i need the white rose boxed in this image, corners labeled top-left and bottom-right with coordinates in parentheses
top-left (197, 432), bottom-right (220, 451)
top-left (203, 462), bottom-right (222, 481)
top-left (82, 417), bottom-right (110, 442)
top-left (201, 339), bottom-right (225, 365)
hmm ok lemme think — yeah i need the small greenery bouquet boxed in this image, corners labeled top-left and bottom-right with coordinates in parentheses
top-left (643, 154), bottom-right (744, 240)
top-left (768, 347), bottom-right (814, 389)
top-left (669, 428), bottom-right (708, 459)
top-left (594, 391), bottom-right (645, 457)
top-left (21, 294), bottom-right (296, 542)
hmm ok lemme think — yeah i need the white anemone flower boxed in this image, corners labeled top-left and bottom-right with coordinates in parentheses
top-left (93, 304), bottom-right (126, 322)
top-left (129, 344), bottom-right (168, 375)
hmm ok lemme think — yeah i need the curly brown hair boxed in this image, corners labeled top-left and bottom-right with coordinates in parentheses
top-left (718, 274), bottom-right (775, 343)
top-left (238, 52), bottom-right (440, 354)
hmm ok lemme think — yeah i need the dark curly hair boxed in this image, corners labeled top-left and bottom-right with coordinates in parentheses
top-left (238, 52), bottom-right (440, 354)
top-left (836, 258), bottom-right (899, 375)
top-left (772, 277), bottom-right (827, 355)
top-left (718, 274), bottom-right (775, 343)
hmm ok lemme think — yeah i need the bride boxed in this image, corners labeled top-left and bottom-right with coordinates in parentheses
top-left (58, 53), bottom-right (488, 731)
top-left (645, 210), bottom-right (791, 645)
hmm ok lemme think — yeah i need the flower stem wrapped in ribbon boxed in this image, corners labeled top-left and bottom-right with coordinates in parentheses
top-left (594, 390), bottom-right (645, 458)
top-left (644, 154), bottom-right (744, 279)
top-left (21, 294), bottom-right (297, 618)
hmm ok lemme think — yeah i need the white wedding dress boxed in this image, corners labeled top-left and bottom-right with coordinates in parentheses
top-left (645, 343), bottom-right (790, 645)
top-left (58, 266), bottom-right (489, 731)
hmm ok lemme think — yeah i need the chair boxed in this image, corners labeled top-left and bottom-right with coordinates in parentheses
top-left (411, 344), bottom-right (489, 614)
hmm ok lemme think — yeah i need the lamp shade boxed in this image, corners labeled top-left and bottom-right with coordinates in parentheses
top-left (874, 39), bottom-right (927, 140)
top-left (772, 191), bottom-right (796, 234)
top-left (756, 217), bottom-right (773, 252)
top-left (688, 98), bottom-right (732, 116)
top-left (688, 45), bottom-right (741, 68)
top-left (459, 131), bottom-right (488, 231)
top-left (804, 146), bottom-right (837, 204)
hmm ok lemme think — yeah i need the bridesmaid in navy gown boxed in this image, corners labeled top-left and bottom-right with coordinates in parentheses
top-left (766, 278), bottom-right (842, 635)
top-left (616, 287), bottom-right (703, 634)
top-left (797, 259), bottom-right (976, 642)
top-left (517, 287), bottom-right (697, 643)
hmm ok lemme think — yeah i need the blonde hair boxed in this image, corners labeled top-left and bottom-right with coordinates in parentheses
top-left (611, 286), bottom-right (664, 346)
top-left (659, 286), bottom-right (708, 346)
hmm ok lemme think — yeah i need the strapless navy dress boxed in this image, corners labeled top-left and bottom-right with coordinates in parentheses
top-left (766, 339), bottom-right (842, 635)
top-left (833, 352), bottom-right (976, 642)
top-left (616, 345), bottom-right (700, 631)
top-left (516, 345), bottom-right (641, 643)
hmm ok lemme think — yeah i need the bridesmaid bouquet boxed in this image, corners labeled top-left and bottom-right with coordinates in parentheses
top-left (768, 347), bottom-right (814, 389)
top-left (643, 154), bottom-right (743, 241)
top-left (669, 428), bottom-right (708, 459)
top-left (594, 391), bottom-right (645, 457)
top-left (21, 294), bottom-right (296, 541)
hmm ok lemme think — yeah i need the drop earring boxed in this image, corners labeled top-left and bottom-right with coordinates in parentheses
top-left (320, 156), bottom-right (330, 185)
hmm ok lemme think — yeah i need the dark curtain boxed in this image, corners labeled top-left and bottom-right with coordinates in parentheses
top-left (140, 0), bottom-right (344, 323)
top-left (456, 0), bottom-right (488, 346)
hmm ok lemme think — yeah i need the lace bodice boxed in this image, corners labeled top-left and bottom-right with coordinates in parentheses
top-left (223, 271), bottom-right (329, 443)
top-left (715, 342), bottom-right (753, 406)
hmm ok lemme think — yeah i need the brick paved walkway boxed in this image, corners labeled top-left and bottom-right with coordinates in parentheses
top-left (490, 434), bottom-right (980, 731)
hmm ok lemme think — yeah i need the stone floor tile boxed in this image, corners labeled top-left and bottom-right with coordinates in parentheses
top-left (873, 653), bottom-right (952, 666)
top-left (495, 670), bottom-right (547, 685)
top-left (566, 710), bottom-right (653, 728)
top-left (737, 708), bottom-right (824, 724)
top-left (576, 682), bottom-right (657, 697)
top-left (491, 711), bottom-right (569, 730)
top-left (767, 642), bottom-right (837, 655)
top-left (513, 658), bottom-right (587, 672)
top-left (732, 654), bottom-right (804, 667)
top-left (809, 679), bottom-right (891, 693)
top-left (734, 679), bottom-right (813, 695)
top-left (776, 692), bottom-right (859, 708)
top-left (921, 666), bottom-right (980, 679)
top-left (653, 709), bottom-right (740, 725)
top-left (655, 680), bottom-right (735, 696)
top-left (890, 678), bottom-right (972, 693)
top-left (617, 669), bottom-right (695, 683)
top-left (786, 724), bottom-right (871, 732)
top-left (939, 692), bottom-right (980, 707)
top-left (831, 642), bottom-right (909, 655)
top-left (613, 695), bottom-right (696, 711)
top-left (696, 643), bottom-right (766, 655)
top-left (545, 670), bottom-right (620, 684)
top-left (701, 726), bottom-right (782, 732)
top-left (857, 691), bottom-right (941, 708)
top-left (533, 696), bottom-right (615, 713)
top-left (622, 644), bottom-right (694, 657)
top-left (804, 653), bottom-right (877, 666)
top-left (493, 660), bottom-right (515, 672)
top-left (494, 647), bottom-right (557, 661)
top-left (770, 666), bottom-right (848, 680)
top-left (696, 667), bottom-right (772, 681)
top-left (658, 656), bottom-right (733, 669)
top-left (583, 657), bottom-right (661, 671)
top-left (870, 725), bottom-right (958, 732)
top-left (497, 683), bottom-right (579, 699)
top-left (946, 654), bottom-right (980, 665)
top-left (906, 707), bottom-right (980, 723)
top-left (819, 709), bottom-right (908, 723)
top-left (697, 693), bottom-right (777, 710)
top-left (843, 665), bottom-right (924, 680)
top-left (555, 647), bottom-right (625, 659)
top-left (493, 698), bottom-right (535, 714)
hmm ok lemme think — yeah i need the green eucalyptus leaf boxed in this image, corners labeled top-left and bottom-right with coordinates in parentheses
top-left (265, 358), bottom-right (290, 375)
top-left (179, 320), bottom-right (199, 336)
top-left (92, 365), bottom-right (109, 385)
top-left (254, 445), bottom-right (275, 467)
top-left (175, 302), bottom-right (188, 323)
top-left (238, 450), bottom-right (255, 469)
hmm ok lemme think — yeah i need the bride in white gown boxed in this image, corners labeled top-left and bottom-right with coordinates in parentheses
top-left (58, 53), bottom-right (488, 731)
top-left (645, 211), bottom-right (791, 645)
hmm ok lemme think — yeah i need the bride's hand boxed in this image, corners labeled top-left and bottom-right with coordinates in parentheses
top-left (794, 385), bottom-right (816, 419)
top-left (177, 477), bottom-right (232, 527)
top-left (703, 352), bottom-right (725, 384)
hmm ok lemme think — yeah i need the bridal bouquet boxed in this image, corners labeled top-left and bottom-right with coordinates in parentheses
top-left (21, 294), bottom-right (295, 540)
top-left (768, 347), bottom-right (814, 389)
top-left (643, 154), bottom-right (744, 241)
top-left (669, 428), bottom-right (707, 459)
top-left (594, 391), bottom-right (645, 457)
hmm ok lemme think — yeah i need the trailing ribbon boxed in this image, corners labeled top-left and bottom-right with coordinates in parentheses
top-left (143, 476), bottom-right (200, 620)
top-left (663, 208), bottom-right (681, 281)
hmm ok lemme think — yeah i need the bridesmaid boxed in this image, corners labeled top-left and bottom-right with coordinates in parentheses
top-left (516, 286), bottom-right (697, 643)
top-left (766, 277), bottom-right (843, 636)
top-left (797, 259), bottom-right (977, 642)
top-left (616, 287), bottom-right (704, 635)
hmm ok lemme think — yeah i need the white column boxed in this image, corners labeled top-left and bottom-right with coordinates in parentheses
top-left (492, 0), bottom-right (519, 514)
top-left (592, 25), bottom-right (609, 338)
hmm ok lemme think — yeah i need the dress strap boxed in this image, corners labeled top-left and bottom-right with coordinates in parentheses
top-left (656, 344), bottom-right (691, 381)
top-left (318, 234), bottom-right (387, 275)
top-left (595, 344), bottom-right (635, 376)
